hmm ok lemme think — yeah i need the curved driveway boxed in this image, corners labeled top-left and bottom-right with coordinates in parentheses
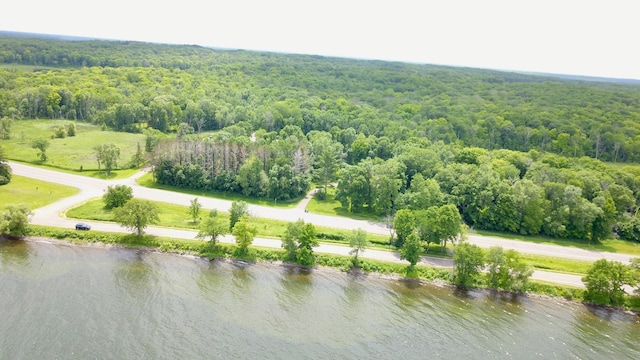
top-left (9, 161), bottom-right (639, 288)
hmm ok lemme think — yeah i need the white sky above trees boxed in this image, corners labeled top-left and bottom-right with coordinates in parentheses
top-left (2, 0), bottom-right (639, 79)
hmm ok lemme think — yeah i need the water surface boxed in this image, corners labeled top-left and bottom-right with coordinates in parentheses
top-left (1, 239), bottom-right (639, 359)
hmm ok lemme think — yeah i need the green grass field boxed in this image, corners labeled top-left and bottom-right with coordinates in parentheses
top-left (0, 175), bottom-right (78, 209)
top-left (4, 120), bottom-right (146, 178)
top-left (65, 198), bottom-right (606, 275)
top-left (305, 187), bottom-right (381, 221)
top-left (473, 229), bottom-right (640, 256)
top-left (66, 198), bottom-right (392, 245)
top-left (519, 253), bottom-right (593, 275)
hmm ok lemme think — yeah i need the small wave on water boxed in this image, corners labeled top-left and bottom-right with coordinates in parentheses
top-left (1, 240), bottom-right (639, 359)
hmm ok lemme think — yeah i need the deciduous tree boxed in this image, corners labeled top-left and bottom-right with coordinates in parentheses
top-left (310, 133), bottom-right (343, 199)
top-left (0, 117), bottom-right (11, 140)
top-left (485, 246), bottom-right (532, 292)
top-left (232, 214), bottom-right (257, 255)
top-left (281, 219), bottom-right (304, 261)
top-left (94, 143), bottom-right (120, 176)
top-left (400, 232), bottom-right (422, 268)
top-left (582, 259), bottom-right (636, 307)
top-left (189, 197), bottom-right (202, 223)
top-left (297, 222), bottom-right (318, 266)
top-left (102, 184), bottom-right (133, 209)
top-left (348, 228), bottom-right (369, 268)
top-left (237, 156), bottom-right (267, 197)
top-left (32, 138), bottom-right (49, 161)
top-left (229, 201), bottom-right (248, 231)
top-left (0, 146), bottom-right (11, 185)
top-left (393, 209), bottom-right (415, 247)
top-left (113, 199), bottom-right (160, 237)
top-left (453, 243), bottom-right (485, 288)
top-left (0, 204), bottom-right (32, 237)
top-left (196, 209), bottom-right (226, 249)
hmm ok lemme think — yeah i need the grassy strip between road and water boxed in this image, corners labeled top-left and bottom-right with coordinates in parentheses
top-left (474, 229), bottom-right (640, 257)
top-left (519, 253), bottom-right (594, 275)
top-left (65, 198), bottom-right (394, 248)
top-left (26, 225), bottom-right (637, 309)
top-left (65, 198), bottom-right (602, 276)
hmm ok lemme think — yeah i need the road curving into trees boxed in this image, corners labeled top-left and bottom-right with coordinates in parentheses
top-left (9, 161), bottom-right (637, 288)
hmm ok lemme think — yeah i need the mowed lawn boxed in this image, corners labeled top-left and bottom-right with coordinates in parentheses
top-left (66, 198), bottom-right (392, 244)
top-left (0, 175), bottom-right (78, 209)
top-left (305, 187), bottom-right (381, 222)
top-left (4, 120), bottom-right (146, 172)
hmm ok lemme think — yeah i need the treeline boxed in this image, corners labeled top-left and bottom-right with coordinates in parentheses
top-left (2, 35), bottom-right (640, 162)
top-left (151, 124), bottom-right (640, 243)
top-left (334, 137), bottom-right (640, 243)
top-left (152, 126), bottom-right (312, 201)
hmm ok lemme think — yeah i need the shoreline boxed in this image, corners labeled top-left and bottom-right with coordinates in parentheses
top-left (15, 235), bottom-right (639, 317)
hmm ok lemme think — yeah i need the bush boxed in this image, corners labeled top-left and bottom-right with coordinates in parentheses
top-left (102, 184), bottom-right (133, 209)
top-left (54, 125), bottom-right (67, 138)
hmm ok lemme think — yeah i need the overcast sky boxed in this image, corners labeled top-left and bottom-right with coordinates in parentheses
top-left (2, 0), bottom-right (638, 79)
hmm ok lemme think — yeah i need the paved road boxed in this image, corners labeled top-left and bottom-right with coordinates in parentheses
top-left (10, 161), bottom-right (638, 288)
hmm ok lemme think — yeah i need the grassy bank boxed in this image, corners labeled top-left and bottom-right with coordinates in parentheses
top-left (65, 198), bottom-right (393, 247)
top-left (473, 229), bottom-right (640, 256)
top-left (24, 225), bottom-right (629, 309)
top-left (65, 198), bottom-right (605, 275)
top-left (0, 175), bottom-right (79, 208)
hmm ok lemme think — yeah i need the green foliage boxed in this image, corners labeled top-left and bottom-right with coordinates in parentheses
top-left (237, 156), bottom-right (267, 197)
top-left (0, 146), bottom-right (11, 185)
top-left (615, 214), bottom-right (640, 243)
top-left (281, 219), bottom-right (304, 261)
top-left (113, 198), bottom-right (160, 237)
top-left (453, 243), bottom-right (485, 288)
top-left (310, 132), bottom-right (343, 197)
top-left (66, 121), bottom-right (76, 137)
top-left (94, 143), bottom-right (120, 176)
top-left (399, 232), bottom-right (422, 267)
top-left (582, 259), bottom-right (636, 307)
top-left (31, 138), bottom-right (49, 161)
top-left (102, 184), bottom-right (133, 209)
top-left (189, 197), bottom-right (202, 223)
top-left (196, 209), bottom-right (226, 249)
top-left (526, 281), bottom-right (585, 302)
top-left (297, 222), bottom-right (318, 266)
top-left (0, 204), bottom-right (32, 237)
top-left (393, 209), bottom-right (415, 247)
top-left (231, 214), bottom-right (257, 255)
top-left (280, 219), bottom-right (318, 266)
top-left (152, 136), bottom-right (310, 201)
top-left (348, 228), bottom-right (369, 267)
top-left (485, 246), bottom-right (533, 292)
top-left (0, 117), bottom-right (11, 140)
top-left (5, 35), bottom-right (640, 246)
top-left (128, 142), bottom-right (145, 168)
top-left (53, 124), bottom-right (67, 138)
top-left (229, 201), bottom-right (248, 232)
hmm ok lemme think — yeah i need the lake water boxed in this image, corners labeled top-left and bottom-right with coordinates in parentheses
top-left (1, 239), bottom-right (639, 359)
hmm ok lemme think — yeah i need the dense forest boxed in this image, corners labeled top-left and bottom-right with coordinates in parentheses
top-left (2, 34), bottom-right (640, 162)
top-left (2, 33), bottom-right (640, 243)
